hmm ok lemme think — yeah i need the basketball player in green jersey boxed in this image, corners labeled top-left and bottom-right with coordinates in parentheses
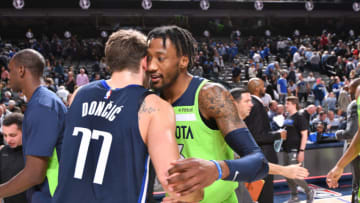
top-left (147, 26), bottom-right (268, 202)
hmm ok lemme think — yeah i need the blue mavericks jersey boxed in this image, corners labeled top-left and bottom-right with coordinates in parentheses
top-left (52, 80), bottom-right (153, 203)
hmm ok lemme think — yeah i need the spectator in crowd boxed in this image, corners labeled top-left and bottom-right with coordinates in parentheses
top-left (324, 92), bottom-right (337, 112)
top-left (326, 110), bottom-right (340, 132)
top-left (76, 67), bottom-right (89, 87)
top-left (0, 105), bottom-right (5, 130)
top-left (296, 74), bottom-right (309, 104)
top-left (192, 62), bottom-right (204, 77)
top-left (44, 78), bottom-right (56, 92)
top-left (7, 100), bottom-right (20, 113)
top-left (287, 63), bottom-right (297, 84)
top-left (299, 104), bottom-right (317, 124)
top-left (305, 72), bottom-right (316, 90)
top-left (65, 71), bottom-right (75, 93)
top-left (249, 63), bottom-right (257, 79)
top-left (56, 86), bottom-right (70, 106)
top-left (1, 66), bottom-right (9, 82)
top-left (310, 51), bottom-right (321, 70)
top-left (313, 78), bottom-right (326, 106)
top-left (338, 85), bottom-right (351, 113)
top-left (261, 91), bottom-right (273, 108)
top-left (268, 100), bottom-right (278, 120)
top-left (289, 80), bottom-right (297, 96)
top-left (277, 70), bottom-right (288, 104)
top-left (311, 111), bottom-right (328, 131)
top-left (0, 113), bottom-right (27, 203)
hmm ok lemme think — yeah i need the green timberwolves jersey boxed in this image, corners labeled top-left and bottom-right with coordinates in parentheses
top-left (172, 77), bottom-right (238, 203)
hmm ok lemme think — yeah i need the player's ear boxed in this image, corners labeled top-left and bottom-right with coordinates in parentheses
top-left (141, 56), bottom-right (148, 71)
top-left (180, 56), bottom-right (189, 71)
top-left (19, 65), bottom-right (25, 78)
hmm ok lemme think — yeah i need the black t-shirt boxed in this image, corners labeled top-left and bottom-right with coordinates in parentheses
top-left (283, 112), bottom-right (308, 152)
top-left (299, 109), bottom-right (311, 125)
top-left (0, 146), bottom-right (27, 203)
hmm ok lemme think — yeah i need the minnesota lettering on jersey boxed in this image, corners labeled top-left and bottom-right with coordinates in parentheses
top-left (82, 101), bottom-right (124, 122)
top-left (176, 126), bottom-right (194, 139)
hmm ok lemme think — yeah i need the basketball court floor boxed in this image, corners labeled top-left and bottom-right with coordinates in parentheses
top-left (274, 174), bottom-right (353, 203)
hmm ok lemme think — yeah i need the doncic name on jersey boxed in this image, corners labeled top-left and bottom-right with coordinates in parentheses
top-left (81, 100), bottom-right (124, 122)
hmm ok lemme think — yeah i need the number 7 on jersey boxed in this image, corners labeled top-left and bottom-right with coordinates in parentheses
top-left (72, 127), bottom-right (113, 185)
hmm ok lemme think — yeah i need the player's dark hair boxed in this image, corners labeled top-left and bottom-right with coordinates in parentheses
top-left (3, 113), bottom-right (23, 130)
top-left (12, 49), bottom-right (45, 78)
top-left (147, 25), bottom-right (197, 70)
top-left (230, 88), bottom-right (249, 101)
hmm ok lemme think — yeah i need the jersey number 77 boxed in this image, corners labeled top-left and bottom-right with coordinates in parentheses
top-left (72, 127), bottom-right (113, 185)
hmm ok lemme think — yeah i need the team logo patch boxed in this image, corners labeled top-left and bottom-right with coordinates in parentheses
top-left (104, 89), bottom-right (112, 99)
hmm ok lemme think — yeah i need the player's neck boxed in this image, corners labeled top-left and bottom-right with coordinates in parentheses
top-left (22, 79), bottom-right (41, 102)
top-left (161, 72), bottom-right (192, 104)
top-left (107, 71), bottom-right (143, 88)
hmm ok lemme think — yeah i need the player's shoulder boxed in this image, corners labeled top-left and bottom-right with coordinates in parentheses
top-left (30, 86), bottom-right (66, 113)
top-left (199, 82), bottom-right (229, 101)
top-left (142, 94), bottom-right (173, 113)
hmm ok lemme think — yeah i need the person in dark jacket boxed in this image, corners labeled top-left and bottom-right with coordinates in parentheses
top-left (245, 78), bottom-right (287, 203)
top-left (0, 113), bottom-right (27, 203)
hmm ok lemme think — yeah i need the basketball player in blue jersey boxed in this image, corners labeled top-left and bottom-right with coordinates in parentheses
top-left (0, 49), bottom-right (67, 203)
top-left (52, 29), bottom-right (203, 203)
top-left (147, 26), bottom-right (268, 202)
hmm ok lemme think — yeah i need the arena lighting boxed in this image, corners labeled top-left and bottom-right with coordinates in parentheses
top-left (142, 0), bottom-right (152, 10)
top-left (353, 2), bottom-right (360, 12)
top-left (203, 30), bottom-right (210, 37)
top-left (349, 29), bottom-right (355, 37)
top-left (26, 29), bottom-right (33, 39)
top-left (254, 0), bottom-right (263, 11)
top-left (305, 1), bottom-right (314, 11)
top-left (64, 31), bottom-right (72, 39)
top-left (101, 31), bottom-right (108, 38)
top-left (13, 0), bottom-right (24, 10)
top-left (294, 29), bottom-right (300, 36)
top-left (265, 30), bottom-right (271, 37)
top-left (79, 0), bottom-right (91, 10)
top-left (200, 0), bottom-right (210, 11)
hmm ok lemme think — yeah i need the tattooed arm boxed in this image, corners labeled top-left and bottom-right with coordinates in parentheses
top-left (166, 83), bottom-right (268, 196)
top-left (198, 83), bottom-right (246, 135)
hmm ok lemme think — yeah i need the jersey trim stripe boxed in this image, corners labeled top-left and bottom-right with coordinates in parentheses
top-left (138, 155), bottom-right (150, 203)
top-left (175, 113), bottom-right (197, 122)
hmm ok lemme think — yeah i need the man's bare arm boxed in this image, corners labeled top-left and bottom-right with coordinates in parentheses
top-left (327, 129), bottom-right (360, 188)
top-left (0, 155), bottom-right (48, 198)
top-left (140, 95), bottom-right (203, 202)
top-left (269, 163), bottom-right (309, 179)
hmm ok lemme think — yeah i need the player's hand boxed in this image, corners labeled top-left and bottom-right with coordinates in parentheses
top-left (161, 196), bottom-right (197, 203)
top-left (282, 163), bottom-right (309, 179)
top-left (297, 151), bottom-right (304, 163)
top-left (280, 130), bottom-right (287, 140)
top-left (166, 158), bottom-right (218, 197)
top-left (326, 166), bottom-right (343, 188)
